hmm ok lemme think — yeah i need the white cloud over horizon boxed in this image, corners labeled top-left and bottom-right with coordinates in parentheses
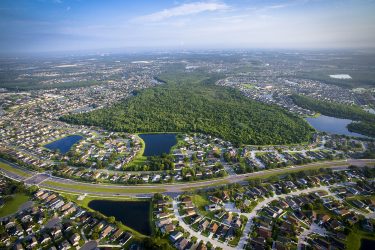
top-left (133, 1), bottom-right (229, 23)
top-left (1, 0), bottom-right (375, 53)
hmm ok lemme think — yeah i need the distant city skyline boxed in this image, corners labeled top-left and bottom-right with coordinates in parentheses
top-left (0, 0), bottom-right (375, 54)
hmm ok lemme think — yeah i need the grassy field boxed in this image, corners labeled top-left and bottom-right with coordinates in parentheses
top-left (192, 194), bottom-right (209, 210)
top-left (125, 134), bottom-right (147, 169)
top-left (241, 83), bottom-right (255, 89)
top-left (0, 193), bottom-right (29, 217)
top-left (191, 194), bottom-right (212, 217)
top-left (346, 224), bottom-right (375, 250)
top-left (42, 180), bottom-right (166, 194)
top-left (75, 195), bottom-right (144, 207)
top-left (0, 162), bottom-right (31, 177)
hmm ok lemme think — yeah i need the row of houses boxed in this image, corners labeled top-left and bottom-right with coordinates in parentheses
top-left (1, 187), bottom-right (132, 250)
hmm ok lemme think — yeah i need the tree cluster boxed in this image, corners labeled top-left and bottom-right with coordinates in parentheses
top-left (62, 75), bottom-right (313, 145)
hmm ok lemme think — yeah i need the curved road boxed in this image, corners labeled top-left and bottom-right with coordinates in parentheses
top-left (1, 158), bottom-right (374, 196)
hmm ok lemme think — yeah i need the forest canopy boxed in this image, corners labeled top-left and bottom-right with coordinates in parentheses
top-left (61, 73), bottom-right (313, 145)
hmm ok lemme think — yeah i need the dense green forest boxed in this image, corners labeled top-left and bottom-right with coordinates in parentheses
top-left (291, 94), bottom-right (375, 137)
top-left (61, 73), bottom-right (313, 145)
top-left (347, 122), bottom-right (375, 138)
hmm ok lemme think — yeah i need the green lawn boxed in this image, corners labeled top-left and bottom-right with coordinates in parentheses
top-left (346, 224), bottom-right (375, 250)
top-left (59, 192), bottom-right (134, 204)
top-left (125, 134), bottom-right (147, 169)
top-left (0, 162), bottom-right (31, 177)
top-left (191, 194), bottom-right (215, 218)
top-left (229, 236), bottom-right (241, 246)
top-left (42, 180), bottom-right (166, 194)
top-left (241, 83), bottom-right (255, 89)
top-left (0, 193), bottom-right (29, 217)
top-left (192, 194), bottom-right (210, 211)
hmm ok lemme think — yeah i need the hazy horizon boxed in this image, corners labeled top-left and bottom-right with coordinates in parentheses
top-left (1, 0), bottom-right (375, 54)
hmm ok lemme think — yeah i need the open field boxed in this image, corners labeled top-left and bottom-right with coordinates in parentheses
top-left (346, 224), bottom-right (375, 250)
top-left (191, 194), bottom-right (210, 216)
top-left (0, 193), bottom-right (29, 217)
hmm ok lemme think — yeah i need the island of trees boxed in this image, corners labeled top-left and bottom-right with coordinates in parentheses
top-left (291, 94), bottom-right (375, 137)
top-left (61, 73), bottom-right (313, 145)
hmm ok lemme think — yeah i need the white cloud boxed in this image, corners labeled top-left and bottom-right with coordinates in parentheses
top-left (133, 1), bottom-right (229, 22)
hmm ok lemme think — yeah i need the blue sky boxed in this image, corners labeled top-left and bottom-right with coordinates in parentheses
top-left (0, 0), bottom-right (374, 53)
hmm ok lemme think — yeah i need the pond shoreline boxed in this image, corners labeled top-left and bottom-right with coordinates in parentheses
top-left (139, 133), bottom-right (177, 156)
top-left (305, 115), bottom-right (367, 138)
top-left (44, 134), bottom-right (84, 154)
top-left (88, 199), bottom-right (152, 236)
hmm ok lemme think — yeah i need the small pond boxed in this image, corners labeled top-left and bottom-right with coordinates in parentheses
top-left (139, 133), bottom-right (177, 156)
top-left (44, 135), bottom-right (83, 154)
top-left (305, 115), bottom-right (366, 138)
top-left (88, 200), bottom-right (151, 235)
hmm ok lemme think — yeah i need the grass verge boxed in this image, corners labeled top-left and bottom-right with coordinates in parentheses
top-left (181, 180), bottom-right (229, 191)
top-left (245, 162), bottom-right (353, 181)
top-left (41, 180), bottom-right (166, 194)
top-left (0, 162), bottom-right (31, 177)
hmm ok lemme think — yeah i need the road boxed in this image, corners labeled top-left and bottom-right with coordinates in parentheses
top-left (0, 158), bottom-right (374, 196)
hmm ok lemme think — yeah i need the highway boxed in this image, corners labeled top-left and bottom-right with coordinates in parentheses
top-left (1, 158), bottom-right (374, 197)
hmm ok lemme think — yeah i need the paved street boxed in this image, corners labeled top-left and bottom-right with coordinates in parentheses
top-left (1, 157), bottom-right (374, 196)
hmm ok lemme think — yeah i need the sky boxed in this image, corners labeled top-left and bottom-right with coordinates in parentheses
top-left (0, 0), bottom-right (375, 53)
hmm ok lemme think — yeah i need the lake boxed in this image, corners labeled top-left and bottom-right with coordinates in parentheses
top-left (305, 115), bottom-right (367, 138)
top-left (44, 135), bottom-right (84, 154)
top-left (88, 200), bottom-right (151, 235)
top-left (360, 239), bottom-right (375, 250)
top-left (139, 133), bottom-right (177, 156)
